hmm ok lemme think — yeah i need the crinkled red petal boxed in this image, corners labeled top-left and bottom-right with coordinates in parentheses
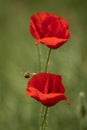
top-left (27, 73), bottom-right (65, 93)
top-left (35, 37), bottom-right (68, 49)
top-left (26, 87), bottom-right (68, 107)
top-left (30, 12), bottom-right (50, 39)
top-left (30, 12), bottom-right (70, 40)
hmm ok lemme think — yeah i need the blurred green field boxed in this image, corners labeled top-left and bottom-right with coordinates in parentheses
top-left (0, 0), bottom-right (87, 130)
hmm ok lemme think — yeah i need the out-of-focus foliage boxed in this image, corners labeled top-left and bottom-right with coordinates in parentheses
top-left (0, 0), bottom-right (87, 130)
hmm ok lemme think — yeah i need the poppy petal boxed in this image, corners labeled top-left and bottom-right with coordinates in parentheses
top-left (27, 73), bottom-right (65, 93)
top-left (26, 87), bottom-right (68, 106)
top-left (35, 37), bottom-right (68, 49)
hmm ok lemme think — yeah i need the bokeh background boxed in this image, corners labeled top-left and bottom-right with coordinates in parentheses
top-left (0, 0), bottom-right (87, 130)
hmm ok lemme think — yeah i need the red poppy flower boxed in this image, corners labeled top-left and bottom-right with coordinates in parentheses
top-left (26, 73), bottom-right (69, 107)
top-left (30, 12), bottom-right (70, 49)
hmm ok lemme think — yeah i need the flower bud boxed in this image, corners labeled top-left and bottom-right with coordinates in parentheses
top-left (80, 92), bottom-right (87, 118)
top-left (76, 92), bottom-right (87, 118)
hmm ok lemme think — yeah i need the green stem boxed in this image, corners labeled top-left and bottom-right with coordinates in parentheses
top-left (40, 107), bottom-right (49, 130)
top-left (79, 119), bottom-right (83, 130)
top-left (45, 48), bottom-right (51, 72)
top-left (40, 48), bottom-right (51, 130)
top-left (37, 46), bottom-right (41, 72)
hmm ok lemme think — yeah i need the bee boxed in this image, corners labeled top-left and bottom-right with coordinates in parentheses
top-left (24, 71), bottom-right (30, 78)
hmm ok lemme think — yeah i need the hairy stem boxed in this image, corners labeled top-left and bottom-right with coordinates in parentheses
top-left (40, 107), bottom-right (49, 130)
top-left (40, 48), bottom-right (51, 130)
top-left (37, 46), bottom-right (41, 72)
top-left (45, 48), bottom-right (51, 72)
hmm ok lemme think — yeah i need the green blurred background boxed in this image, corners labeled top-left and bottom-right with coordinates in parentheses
top-left (0, 0), bottom-right (87, 130)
